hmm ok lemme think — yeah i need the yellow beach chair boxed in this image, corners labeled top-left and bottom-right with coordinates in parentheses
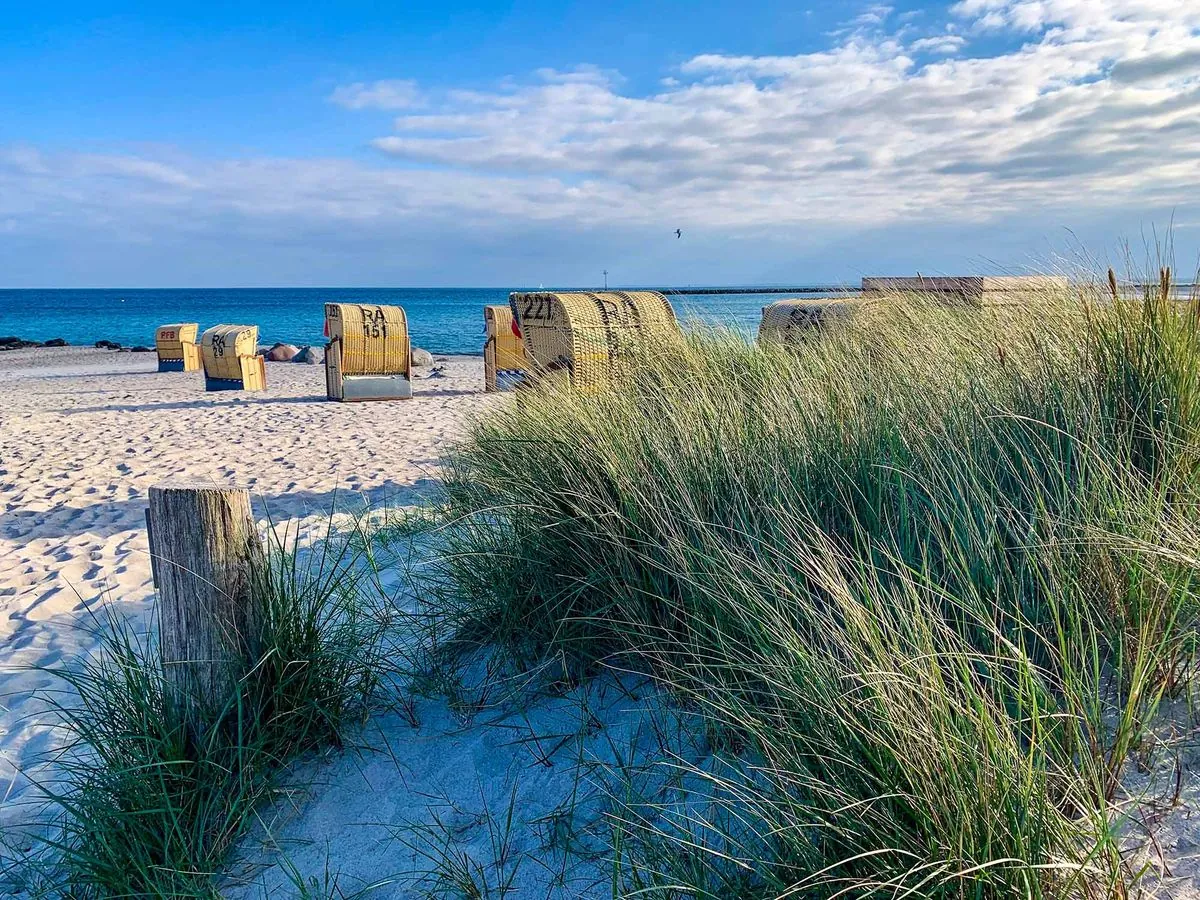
top-left (509, 290), bottom-right (679, 391)
top-left (483, 305), bottom-right (530, 392)
top-left (155, 323), bottom-right (201, 372)
top-left (200, 325), bottom-right (266, 392)
top-left (324, 303), bottom-right (412, 401)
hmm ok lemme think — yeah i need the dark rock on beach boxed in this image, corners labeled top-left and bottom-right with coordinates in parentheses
top-left (95, 339), bottom-right (121, 350)
top-left (131, 346), bottom-right (154, 353)
top-left (0, 338), bottom-right (43, 350)
top-left (44, 338), bottom-right (68, 347)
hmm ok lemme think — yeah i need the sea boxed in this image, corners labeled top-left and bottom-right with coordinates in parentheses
top-left (8, 281), bottom-right (1196, 357)
top-left (0, 288), bottom-right (817, 355)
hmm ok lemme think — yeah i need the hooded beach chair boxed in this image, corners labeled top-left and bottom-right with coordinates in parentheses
top-left (757, 299), bottom-right (859, 346)
top-left (155, 323), bottom-right (201, 372)
top-left (483, 304), bottom-right (530, 392)
top-left (861, 276), bottom-right (1069, 305)
top-left (200, 324), bottom-right (266, 391)
top-left (324, 303), bottom-right (412, 401)
top-left (509, 290), bottom-right (679, 391)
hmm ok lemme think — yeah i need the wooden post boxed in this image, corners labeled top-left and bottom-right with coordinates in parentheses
top-left (147, 482), bottom-right (264, 728)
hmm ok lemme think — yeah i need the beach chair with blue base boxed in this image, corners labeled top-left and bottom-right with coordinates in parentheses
top-left (200, 324), bottom-right (266, 392)
top-left (483, 305), bottom-right (530, 392)
top-left (155, 323), bottom-right (201, 372)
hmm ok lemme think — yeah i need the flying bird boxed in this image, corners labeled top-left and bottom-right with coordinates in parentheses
top-left (675, 229), bottom-right (682, 239)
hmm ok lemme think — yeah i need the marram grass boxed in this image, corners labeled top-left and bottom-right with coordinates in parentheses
top-left (32, 518), bottom-right (398, 898)
top-left (431, 277), bottom-right (1200, 898)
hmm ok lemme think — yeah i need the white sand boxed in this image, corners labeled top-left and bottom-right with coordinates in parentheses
top-left (0, 346), bottom-right (490, 846)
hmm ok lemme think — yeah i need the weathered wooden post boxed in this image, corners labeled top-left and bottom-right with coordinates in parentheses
top-left (146, 481), bottom-right (264, 730)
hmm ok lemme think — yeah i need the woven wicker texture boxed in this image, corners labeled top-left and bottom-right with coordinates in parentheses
top-left (324, 303), bottom-right (410, 378)
top-left (509, 291), bottom-right (678, 390)
top-left (155, 323), bottom-right (200, 361)
top-left (201, 325), bottom-right (259, 382)
top-left (758, 299), bottom-right (858, 345)
top-left (861, 276), bottom-right (1069, 305)
top-left (483, 305), bottom-right (529, 392)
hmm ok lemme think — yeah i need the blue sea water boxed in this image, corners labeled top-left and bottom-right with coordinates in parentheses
top-left (0, 288), bottom-right (795, 355)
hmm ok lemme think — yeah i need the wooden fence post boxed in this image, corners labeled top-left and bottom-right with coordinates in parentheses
top-left (147, 482), bottom-right (264, 729)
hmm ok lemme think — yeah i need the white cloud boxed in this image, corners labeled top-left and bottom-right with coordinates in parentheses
top-left (329, 79), bottom-right (421, 110)
top-left (354, 0), bottom-right (1199, 227)
top-left (910, 34), bottom-right (967, 54)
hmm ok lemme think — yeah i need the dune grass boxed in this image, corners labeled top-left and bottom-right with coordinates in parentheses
top-left (430, 274), bottom-right (1200, 897)
top-left (33, 520), bottom-right (398, 898)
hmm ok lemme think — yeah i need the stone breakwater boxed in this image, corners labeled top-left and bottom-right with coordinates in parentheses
top-left (0, 336), bottom-right (156, 353)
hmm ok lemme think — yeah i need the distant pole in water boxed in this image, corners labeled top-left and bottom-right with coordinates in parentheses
top-left (603, 269), bottom-right (608, 290)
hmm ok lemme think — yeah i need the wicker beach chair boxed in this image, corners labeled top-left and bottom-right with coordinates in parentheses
top-left (483, 305), bottom-right (530, 392)
top-left (155, 323), bottom-right (201, 372)
top-left (861, 276), bottom-right (1070, 305)
top-left (200, 325), bottom-right (266, 391)
top-left (509, 290), bottom-right (679, 391)
top-left (324, 303), bottom-right (412, 401)
top-left (757, 299), bottom-right (859, 346)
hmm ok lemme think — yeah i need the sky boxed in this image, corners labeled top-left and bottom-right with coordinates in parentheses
top-left (0, 0), bottom-right (1198, 288)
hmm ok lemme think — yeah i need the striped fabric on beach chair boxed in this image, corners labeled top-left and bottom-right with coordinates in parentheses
top-left (324, 303), bottom-right (412, 401)
top-left (200, 324), bottom-right (266, 391)
top-left (155, 323), bottom-right (201, 372)
top-left (509, 290), bottom-right (679, 391)
top-left (483, 305), bottom-right (530, 392)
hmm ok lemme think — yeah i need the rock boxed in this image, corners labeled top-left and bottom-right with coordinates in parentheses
top-left (44, 337), bottom-right (68, 347)
top-left (130, 345), bottom-right (153, 353)
top-left (95, 340), bottom-right (121, 350)
top-left (0, 336), bottom-right (21, 345)
top-left (293, 346), bottom-right (322, 365)
top-left (268, 343), bottom-right (300, 362)
top-left (411, 347), bottom-right (434, 367)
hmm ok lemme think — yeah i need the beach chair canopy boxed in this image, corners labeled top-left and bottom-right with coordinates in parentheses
top-left (861, 276), bottom-right (1069, 305)
top-left (509, 290), bottom-right (679, 390)
top-left (324, 303), bottom-right (412, 401)
top-left (758, 299), bottom-right (858, 345)
top-left (324, 303), bottom-right (411, 378)
top-left (155, 323), bottom-right (199, 361)
top-left (200, 324), bottom-right (264, 390)
top-left (483, 304), bottom-right (529, 391)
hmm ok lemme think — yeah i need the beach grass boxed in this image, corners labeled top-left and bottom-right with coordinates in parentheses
top-left (35, 520), bottom-right (398, 898)
top-left (429, 273), bottom-right (1200, 897)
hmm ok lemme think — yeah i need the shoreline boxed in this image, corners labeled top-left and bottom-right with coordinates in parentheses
top-left (0, 338), bottom-right (487, 359)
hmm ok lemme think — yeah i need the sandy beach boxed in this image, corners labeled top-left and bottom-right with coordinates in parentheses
top-left (4, 342), bottom-right (1200, 899)
top-left (0, 346), bottom-right (489, 843)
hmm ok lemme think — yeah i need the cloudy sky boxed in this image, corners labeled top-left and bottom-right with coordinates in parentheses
top-left (1, 0), bottom-right (1197, 287)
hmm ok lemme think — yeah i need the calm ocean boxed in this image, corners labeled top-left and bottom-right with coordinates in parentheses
top-left (0, 288), bottom-right (792, 355)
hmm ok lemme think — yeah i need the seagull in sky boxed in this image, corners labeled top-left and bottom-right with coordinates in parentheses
top-left (675, 229), bottom-right (682, 239)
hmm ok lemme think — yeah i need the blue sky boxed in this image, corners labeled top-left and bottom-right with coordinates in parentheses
top-left (1, 1), bottom-right (1197, 287)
